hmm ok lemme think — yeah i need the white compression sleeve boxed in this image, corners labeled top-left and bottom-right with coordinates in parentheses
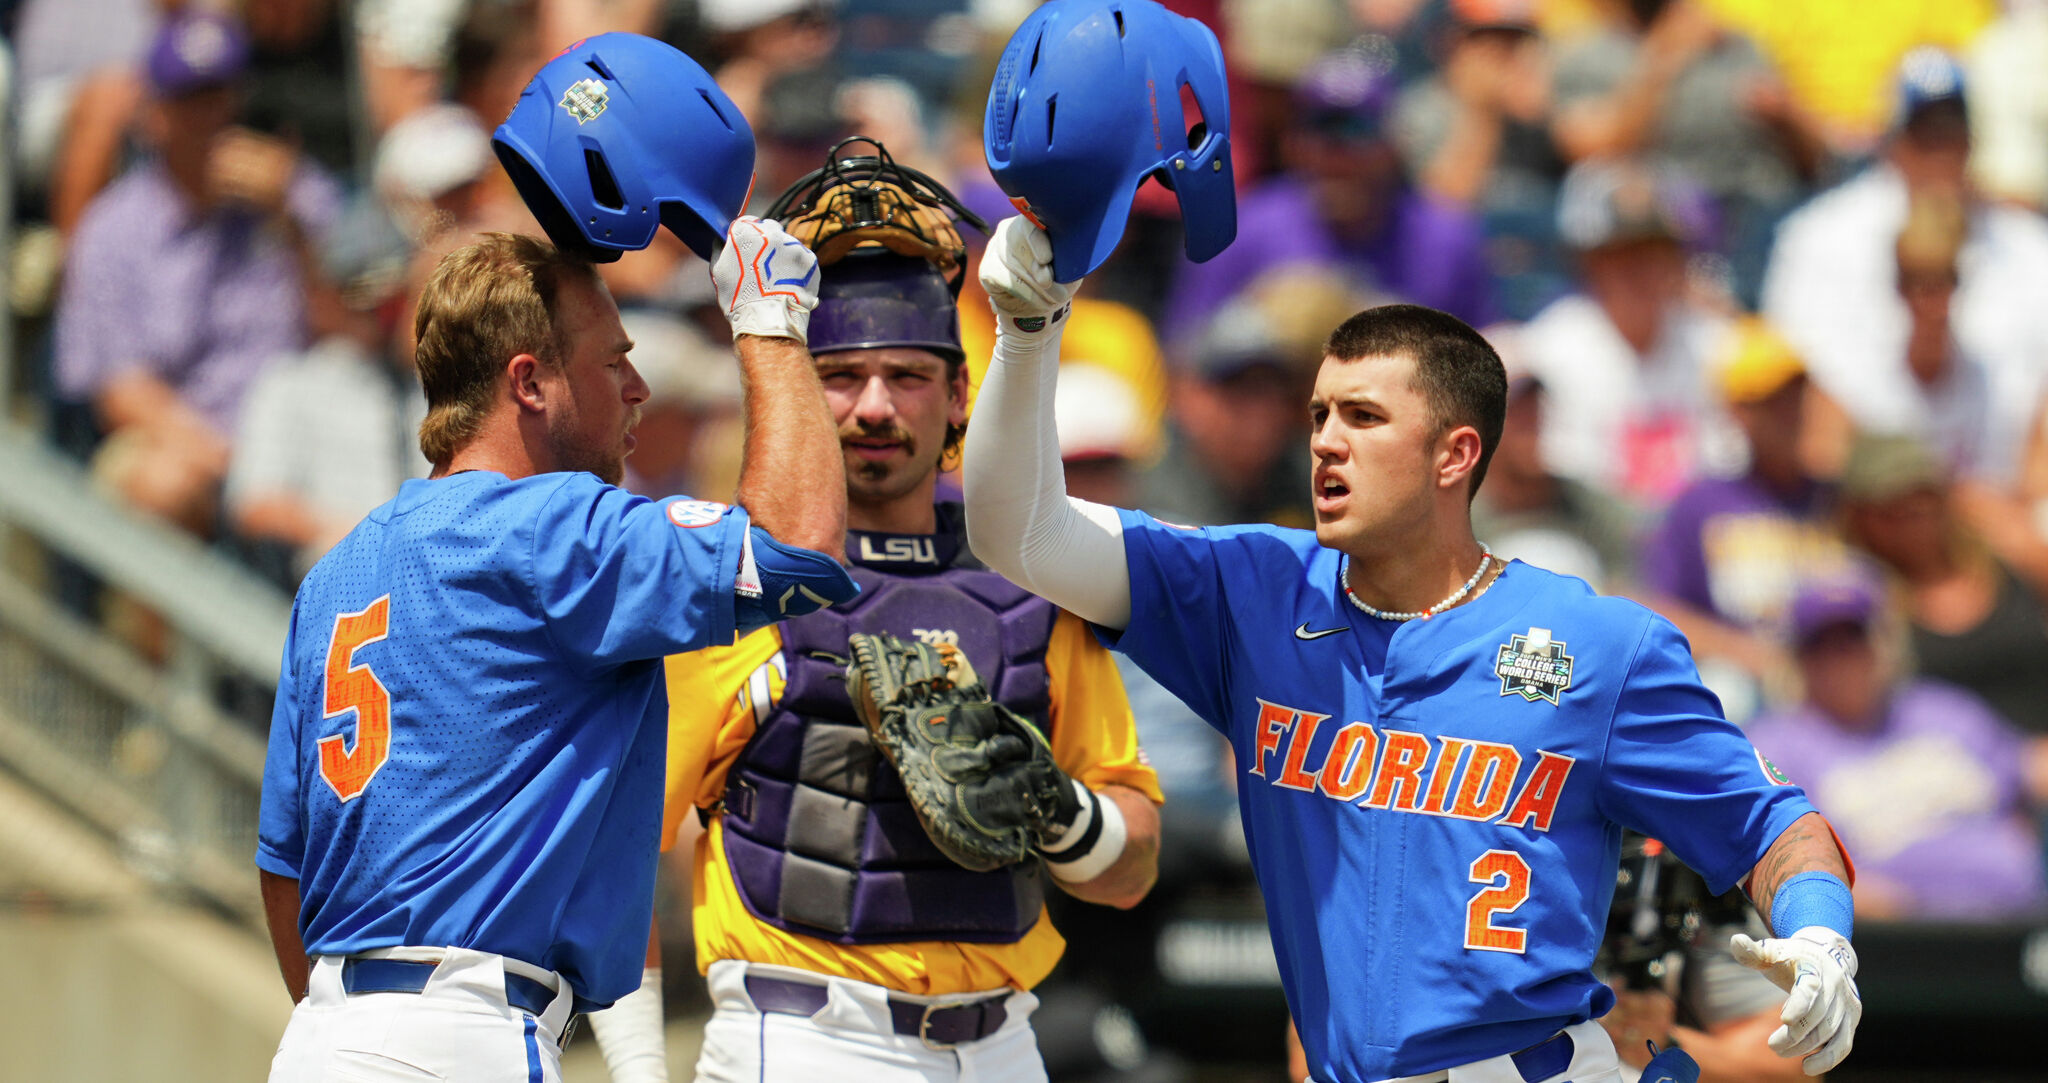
top-left (586, 966), bottom-right (667, 1083)
top-left (963, 320), bottom-right (1133, 630)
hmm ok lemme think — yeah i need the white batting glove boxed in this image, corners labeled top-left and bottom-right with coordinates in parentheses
top-left (713, 215), bottom-right (820, 343)
top-left (979, 215), bottom-right (1073, 336)
top-left (1730, 927), bottom-right (1861, 1075)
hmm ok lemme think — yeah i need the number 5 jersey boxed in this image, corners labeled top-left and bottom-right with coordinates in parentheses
top-left (257, 472), bottom-right (760, 1011)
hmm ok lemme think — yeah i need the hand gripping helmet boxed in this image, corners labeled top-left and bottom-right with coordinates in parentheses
top-left (767, 138), bottom-right (989, 361)
top-left (492, 33), bottom-right (754, 262)
top-left (983, 0), bottom-right (1236, 283)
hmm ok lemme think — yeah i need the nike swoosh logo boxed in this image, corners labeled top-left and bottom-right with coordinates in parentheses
top-left (1294, 623), bottom-right (1346, 641)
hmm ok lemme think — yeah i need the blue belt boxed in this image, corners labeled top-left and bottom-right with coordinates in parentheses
top-left (742, 974), bottom-right (1009, 1049)
top-left (341, 957), bottom-right (558, 1018)
top-left (1509, 1029), bottom-right (1575, 1082)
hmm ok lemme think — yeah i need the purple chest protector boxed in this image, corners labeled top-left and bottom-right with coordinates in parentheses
top-left (720, 504), bottom-right (1058, 944)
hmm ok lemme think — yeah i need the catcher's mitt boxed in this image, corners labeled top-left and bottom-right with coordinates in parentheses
top-left (845, 631), bottom-right (1080, 872)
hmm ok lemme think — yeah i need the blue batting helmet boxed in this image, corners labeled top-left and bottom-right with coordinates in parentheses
top-left (492, 33), bottom-right (754, 262)
top-left (983, 0), bottom-right (1236, 283)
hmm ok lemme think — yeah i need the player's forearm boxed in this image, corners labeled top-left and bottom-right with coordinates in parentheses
top-left (1050, 785), bottom-right (1159, 909)
top-left (259, 869), bottom-right (309, 1002)
top-left (961, 323), bottom-right (1133, 629)
top-left (732, 335), bottom-right (846, 557)
top-left (1745, 812), bottom-right (1850, 929)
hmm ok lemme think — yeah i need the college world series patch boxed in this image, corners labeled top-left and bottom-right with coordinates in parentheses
top-left (1495, 627), bottom-right (1574, 705)
top-left (560, 77), bottom-right (609, 124)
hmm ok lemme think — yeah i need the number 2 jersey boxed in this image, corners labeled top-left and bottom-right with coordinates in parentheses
top-left (257, 472), bottom-right (763, 1009)
top-left (1108, 511), bottom-right (1818, 1083)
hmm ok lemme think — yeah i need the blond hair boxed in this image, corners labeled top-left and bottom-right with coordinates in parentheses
top-left (413, 232), bottom-right (598, 467)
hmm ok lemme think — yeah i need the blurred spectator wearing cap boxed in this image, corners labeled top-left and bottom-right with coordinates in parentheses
top-left (1144, 269), bottom-right (1377, 528)
top-left (1967, 0), bottom-right (2048, 213)
top-left (1550, 0), bottom-right (1824, 307)
top-left (370, 102), bottom-right (499, 247)
top-left (1636, 319), bottom-right (1858, 709)
top-left (1471, 328), bottom-right (1640, 592)
top-left (224, 217), bottom-right (437, 586)
top-left (51, 8), bottom-right (342, 535)
top-left (1518, 157), bottom-right (1743, 511)
top-left (1763, 46), bottom-right (2048, 502)
top-left (1391, 0), bottom-right (1571, 320)
top-left (1839, 432), bottom-right (2048, 740)
top-left (1743, 571), bottom-right (2048, 922)
top-left (1162, 46), bottom-right (1496, 342)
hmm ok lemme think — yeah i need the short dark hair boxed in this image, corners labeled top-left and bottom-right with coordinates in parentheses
top-left (1322, 304), bottom-right (1508, 499)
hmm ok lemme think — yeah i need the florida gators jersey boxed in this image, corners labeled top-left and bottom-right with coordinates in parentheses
top-left (257, 472), bottom-right (756, 1009)
top-left (1109, 511), bottom-right (1816, 1083)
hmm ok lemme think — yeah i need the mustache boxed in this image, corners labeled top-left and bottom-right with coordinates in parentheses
top-left (840, 423), bottom-right (916, 453)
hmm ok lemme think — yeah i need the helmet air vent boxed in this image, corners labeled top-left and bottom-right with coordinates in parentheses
top-left (585, 149), bottom-right (625, 210)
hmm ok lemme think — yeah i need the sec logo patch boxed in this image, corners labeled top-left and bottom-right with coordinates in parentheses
top-left (667, 500), bottom-right (729, 528)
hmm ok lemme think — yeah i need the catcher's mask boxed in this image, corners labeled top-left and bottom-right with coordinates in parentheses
top-left (765, 137), bottom-right (990, 289)
top-left (767, 137), bottom-right (989, 363)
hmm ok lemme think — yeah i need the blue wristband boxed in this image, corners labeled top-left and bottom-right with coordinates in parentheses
top-left (1769, 871), bottom-right (1854, 940)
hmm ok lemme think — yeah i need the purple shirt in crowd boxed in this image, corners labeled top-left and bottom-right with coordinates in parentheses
top-left (1163, 175), bottom-right (1495, 343)
top-left (1640, 474), bottom-right (1855, 630)
top-left (55, 159), bottom-right (342, 435)
top-left (1745, 680), bottom-right (2048, 921)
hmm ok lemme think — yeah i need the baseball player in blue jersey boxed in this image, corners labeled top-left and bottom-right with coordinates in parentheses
top-left (960, 217), bottom-right (1862, 1083)
top-left (256, 37), bottom-right (861, 1083)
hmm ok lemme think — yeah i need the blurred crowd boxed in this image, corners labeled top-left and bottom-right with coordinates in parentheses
top-left (7, 0), bottom-right (2048, 928)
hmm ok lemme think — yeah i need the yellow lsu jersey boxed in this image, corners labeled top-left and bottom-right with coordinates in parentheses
top-left (661, 610), bottom-right (1162, 995)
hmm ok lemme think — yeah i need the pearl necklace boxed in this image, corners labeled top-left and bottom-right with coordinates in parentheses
top-left (1342, 543), bottom-right (1494, 621)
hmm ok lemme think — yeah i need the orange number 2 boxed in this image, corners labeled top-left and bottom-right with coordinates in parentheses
top-left (1464, 849), bottom-right (1532, 953)
top-left (318, 596), bottom-right (393, 802)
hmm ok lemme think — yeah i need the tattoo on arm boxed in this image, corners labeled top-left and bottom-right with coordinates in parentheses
top-left (1746, 812), bottom-right (1848, 928)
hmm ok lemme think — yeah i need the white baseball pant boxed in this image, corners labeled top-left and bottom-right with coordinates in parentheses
top-left (692, 960), bottom-right (1047, 1083)
top-left (268, 947), bottom-right (577, 1082)
top-left (1366, 1020), bottom-right (1622, 1083)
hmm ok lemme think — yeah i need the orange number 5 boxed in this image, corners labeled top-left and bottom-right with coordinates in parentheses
top-left (1465, 849), bottom-right (1532, 953)
top-left (318, 596), bottom-right (392, 801)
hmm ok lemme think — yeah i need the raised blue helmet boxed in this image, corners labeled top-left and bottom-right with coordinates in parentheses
top-left (493, 33), bottom-right (754, 262)
top-left (983, 0), bottom-right (1236, 282)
